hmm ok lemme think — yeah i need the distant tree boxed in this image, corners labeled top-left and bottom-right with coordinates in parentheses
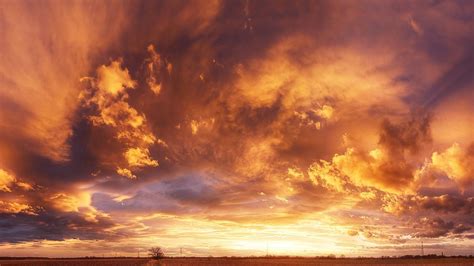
top-left (148, 247), bottom-right (165, 259)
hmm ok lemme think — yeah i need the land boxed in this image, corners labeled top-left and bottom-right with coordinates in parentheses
top-left (1, 257), bottom-right (474, 266)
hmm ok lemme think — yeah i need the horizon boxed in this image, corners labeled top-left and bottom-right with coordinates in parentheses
top-left (2, 253), bottom-right (474, 259)
top-left (1, 0), bottom-right (473, 258)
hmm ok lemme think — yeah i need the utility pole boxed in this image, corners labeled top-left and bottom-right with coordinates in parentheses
top-left (421, 241), bottom-right (424, 256)
top-left (180, 247), bottom-right (183, 256)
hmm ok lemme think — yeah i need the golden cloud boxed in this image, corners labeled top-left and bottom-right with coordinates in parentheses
top-left (432, 143), bottom-right (474, 186)
top-left (116, 167), bottom-right (137, 179)
top-left (190, 118), bottom-right (215, 135)
top-left (422, 143), bottom-right (474, 190)
top-left (0, 168), bottom-right (33, 192)
top-left (0, 169), bottom-right (16, 192)
top-left (308, 146), bottom-right (414, 194)
top-left (16, 181), bottom-right (33, 191)
top-left (89, 101), bottom-right (145, 129)
top-left (145, 44), bottom-right (172, 95)
top-left (231, 36), bottom-right (408, 120)
top-left (49, 192), bottom-right (91, 213)
top-left (308, 160), bottom-right (350, 193)
top-left (81, 60), bottom-right (159, 177)
top-left (124, 147), bottom-right (159, 168)
top-left (96, 60), bottom-right (136, 95)
top-left (0, 1), bottom-right (131, 161)
top-left (0, 200), bottom-right (36, 215)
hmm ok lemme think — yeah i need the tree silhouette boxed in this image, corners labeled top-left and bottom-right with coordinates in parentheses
top-left (148, 247), bottom-right (165, 259)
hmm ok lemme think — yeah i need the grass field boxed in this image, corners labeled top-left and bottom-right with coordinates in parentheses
top-left (1, 258), bottom-right (474, 266)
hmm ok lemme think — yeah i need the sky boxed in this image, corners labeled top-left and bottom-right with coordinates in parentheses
top-left (0, 0), bottom-right (473, 258)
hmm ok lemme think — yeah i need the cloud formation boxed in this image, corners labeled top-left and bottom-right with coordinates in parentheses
top-left (1, 0), bottom-right (473, 257)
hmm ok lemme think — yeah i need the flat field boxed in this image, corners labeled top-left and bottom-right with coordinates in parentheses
top-left (1, 258), bottom-right (474, 266)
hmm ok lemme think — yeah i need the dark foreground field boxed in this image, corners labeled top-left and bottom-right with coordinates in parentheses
top-left (1, 258), bottom-right (474, 266)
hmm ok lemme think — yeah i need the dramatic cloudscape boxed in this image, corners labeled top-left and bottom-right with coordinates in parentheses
top-left (0, 0), bottom-right (473, 257)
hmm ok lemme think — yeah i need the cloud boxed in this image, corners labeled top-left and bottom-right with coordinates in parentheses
top-left (379, 114), bottom-right (432, 156)
top-left (48, 192), bottom-right (91, 213)
top-left (408, 16), bottom-right (423, 36)
top-left (0, 187), bottom-right (117, 243)
top-left (124, 147), bottom-right (158, 168)
top-left (0, 201), bottom-right (35, 215)
top-left (89, 101), bottom-right (144, 129)
top-left (91, 174), bottom-right (219, 214)
top-left (230, 36), bottom-right (409, 120)
top-left (145, 44), bottom-right (172, 95)
top-left (420, 195), bottom-right (473, 214)
top-left (96, 60), bottom-right (136, 95)
top-left (382, 194), bottom-right (474, 216)
top-left (308, 160), bottom-right (351, 193)
top-left (1, 0), bottom-right (474, 256)
top-left (307, 114), bottom-right (432, 194)
top-left (81, 60), bottom-right (159, 177)
top-left (0, 0), bottom-right (225, 248)
top-left (0, 169), bottom-right (33, 192)
top-left (190, 118), bottom-right (215, 135)
top-left (0, 1), bottom-right (132, 162)
top-left (0, 210), bottom-right (116, 243)
top-left (453, 224), bottom-right (471, 234)
top-left (430, 143), bottom-right (474, 189)
top-left (414, 217), bottom-right (471, 238)
top-left (0, 169), bottom-right (16, 192)
top-left (116, 167), bottom-right (136, 179)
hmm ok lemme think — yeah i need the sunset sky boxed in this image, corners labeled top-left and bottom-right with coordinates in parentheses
top-left (1, 0), bottom-right (473, 257)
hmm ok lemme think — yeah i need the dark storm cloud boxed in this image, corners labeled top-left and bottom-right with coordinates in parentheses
top-left (92, 174), bottom-right (220, 214)
top-left (0, 210), bottom-right (116, 243)
top-left (414, 218), bottom-right (471, 238)
top-left (379, 113), bottom-right (432, 155)
top-left (421, 195), bottom-right (474, 214)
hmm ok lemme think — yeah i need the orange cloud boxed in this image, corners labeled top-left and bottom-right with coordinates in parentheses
top-left (0, 169), bottom-right (33, 192)
top-left (2, 0), bottom-right (474, 257)
top-left (96, 61), bottom-right (136, 95)
top-left (308, 146), bottom-right (414, 194)
top-left (0, 169), bottom-right (16, 192)
top-left (89, 101), bottom-right (145, 129)
top-left (231, 36), bottom-right (408, 120)
top-left (0, 200), bottom-right (36, 215)
top-left (0, 1), bottom-right (131, 162)
top-left (145, 44), bottom-right (171, 95)
top-left (423, 143), bottom-right (474, 190)
top-left (116, 167), bottom-right (137, 179)
top-left (49, 192), bottom-right (91, 213)
top-left (81, 60), bottom-right (159, 177)
top-left (124, 147), bottom-right (158, 168)
top-left (190, 118), bottom-right (215, 135)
